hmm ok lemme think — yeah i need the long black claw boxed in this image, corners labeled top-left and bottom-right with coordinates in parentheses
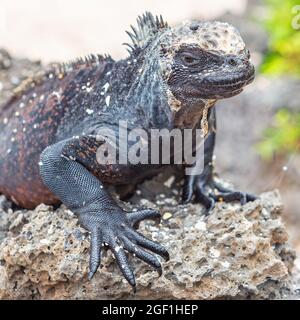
top-left (120, 236), bottom-right (162, 275)
top-left (195, 186), bottom-right (215, 211)
top-left (182, 174), bottom-right (257, 215)
top-left (205, 198), bottom-right (215, 215)
top-left (181, 188), bottom-right (193, 204)
top-left (241, 194), bottom-right (247, 205)
top-left (246, 194), bottom-right (257, 202)
top-left (127, 209), bottom-right (161, 226)
top-left (181, 176), bottom-right (195, 203)
top-left (213, 181), bottom-right (257, 204)
top-left (110, 237), bottom-right (136, 288)
top-left (88, 230), bottom-right (102, 280)
top-left (212, 191), bottom-right (248, 205)
top-left (125, 228), bottom-right (170, 261)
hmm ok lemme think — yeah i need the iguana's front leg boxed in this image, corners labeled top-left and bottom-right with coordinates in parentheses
top-left (182, 108), bottom-right (256, 212)
top-left (40, 137), bottom-right (169, 290)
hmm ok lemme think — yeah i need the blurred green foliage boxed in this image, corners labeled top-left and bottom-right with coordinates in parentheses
top-left (257, 0), bottom-right (300, 160)
top-left (257, 109), bottom-right (300, 159)
top-left (261, 0), bottom-right (300, 74)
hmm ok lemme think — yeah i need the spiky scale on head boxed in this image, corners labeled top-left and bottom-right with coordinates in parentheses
top-left (124, 11), bottom-right (169, 55)
top-left (127, 14), bottom-right (253, 101)
top-left (125, 13), bottom-right (246, 58)
top-left (125, 13), bottom-right (254, 95)
top-left (123, 12), bottom-right (254, 130)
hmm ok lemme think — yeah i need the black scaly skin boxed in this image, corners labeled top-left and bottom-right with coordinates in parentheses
top-left (182, 108), bottom-right (256, 211)
top-left (0, 12), bottom-right (256, 289)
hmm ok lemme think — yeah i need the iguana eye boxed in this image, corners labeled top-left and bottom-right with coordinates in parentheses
top-left (181, 54), bottom-right (198, 66)
top-left (184, 56), bottom-right (195, 63)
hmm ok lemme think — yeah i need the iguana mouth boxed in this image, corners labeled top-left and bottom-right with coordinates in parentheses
top-left (180, 71), bottom-right (254, 100)
top-left (199, 65), bottom-right (255, 97)
top-left (206, 65), bottom-right (254, 87)
top-left (216, 74), bottom-right (254, 87)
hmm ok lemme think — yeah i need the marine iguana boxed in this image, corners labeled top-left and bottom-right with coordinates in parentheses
top-left (0, 12), bottom-right (255, 290)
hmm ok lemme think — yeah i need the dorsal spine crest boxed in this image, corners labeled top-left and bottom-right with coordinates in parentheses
top-left (12, 54), bottom-right (112, 98)
top-left (124, 11), bottom-right (168, 55)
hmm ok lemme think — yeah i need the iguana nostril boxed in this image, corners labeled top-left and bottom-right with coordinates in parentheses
top-left (228, 58), bottom-right (238, 66)
top-left (189, 23), bottom-right (199, 31)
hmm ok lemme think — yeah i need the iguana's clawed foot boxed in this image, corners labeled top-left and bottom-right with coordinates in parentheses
top-left (182, 171), bottom-right (256, 214)
top-left (79, 208), bottom-right (169, 291)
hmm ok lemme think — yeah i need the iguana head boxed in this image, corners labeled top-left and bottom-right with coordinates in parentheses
top-left (125, 12), bottom-right (255, 109)
top-left (165, 20), bottom-right (255, 103)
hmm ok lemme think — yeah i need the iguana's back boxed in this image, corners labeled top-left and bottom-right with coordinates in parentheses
top-left (0, 56), bottom-right (113, 208)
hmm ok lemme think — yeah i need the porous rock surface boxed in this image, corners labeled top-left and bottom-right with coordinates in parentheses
top-left (0, 175), bottom-right (296, 299)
